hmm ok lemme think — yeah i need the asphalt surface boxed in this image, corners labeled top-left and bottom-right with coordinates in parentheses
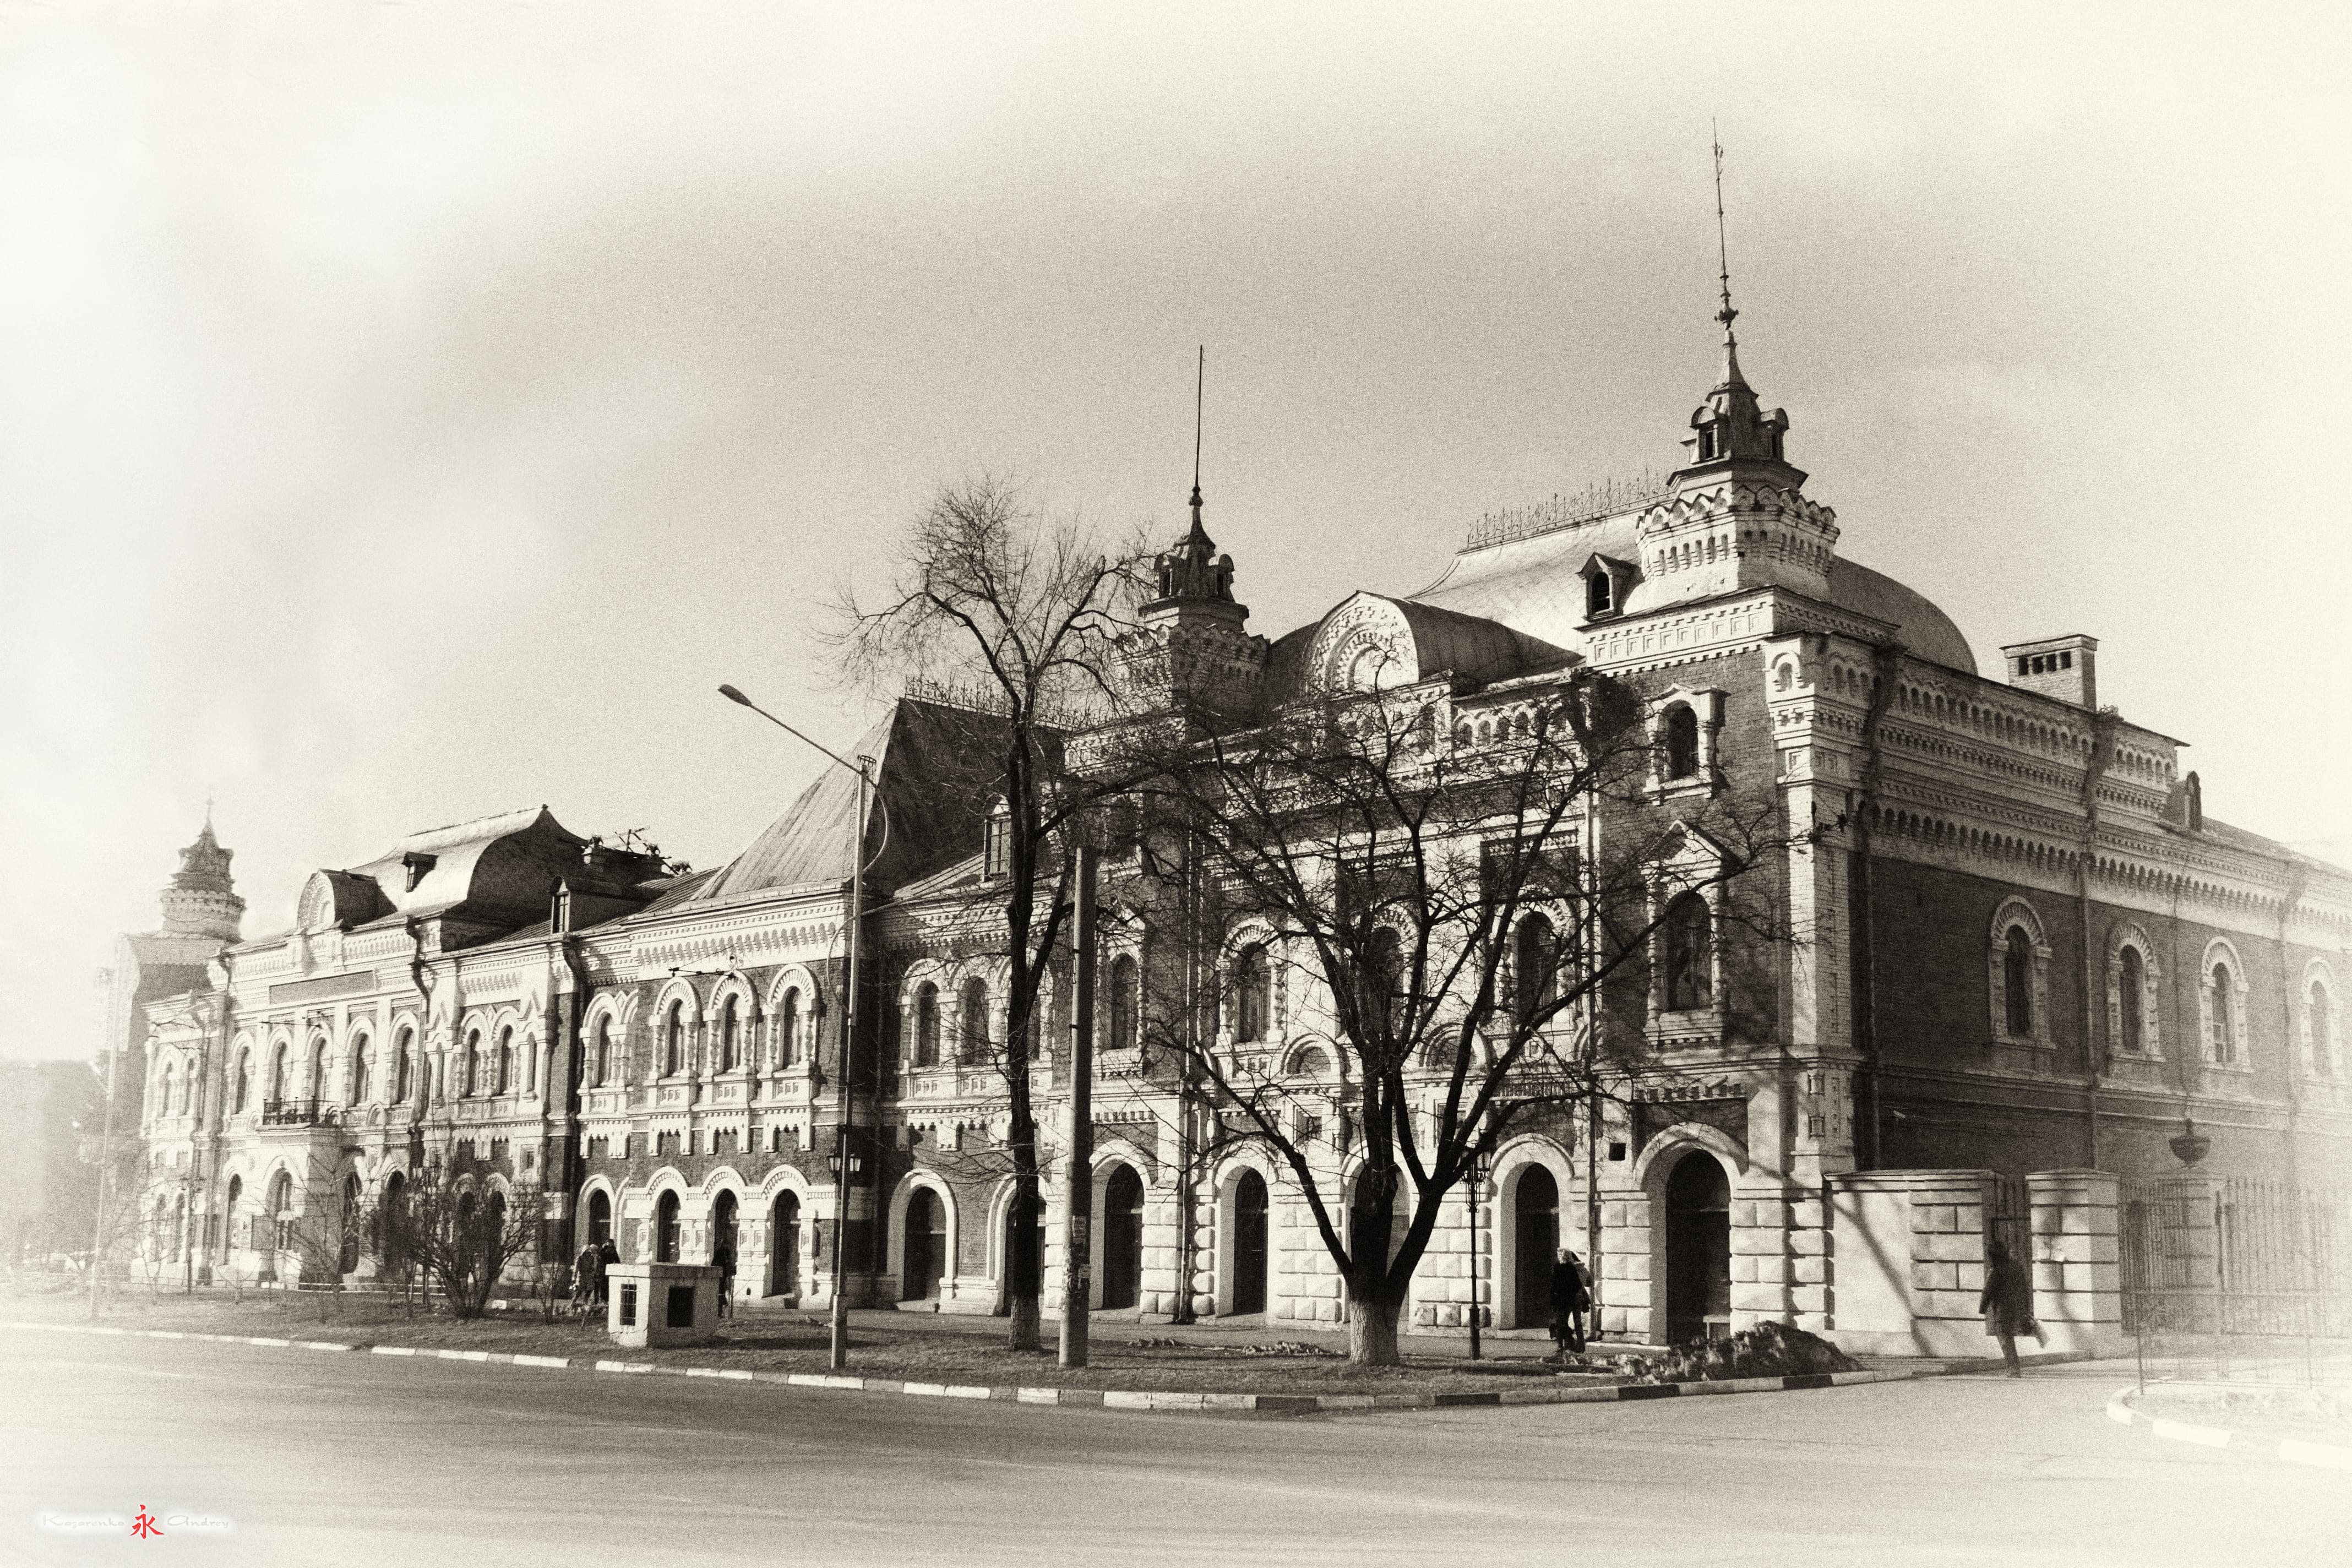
top-left (2, 1332), bottom-right (2344, 1566)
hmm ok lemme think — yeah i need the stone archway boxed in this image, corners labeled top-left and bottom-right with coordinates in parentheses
top-left (1510, 1165), bottom-right (1559, 1329)
top-left (1227, 1168), bottom-right (1270, 1316)
top-left (1098, 1164), bottom-right (1145, 1311)
top-left (1663, 1153), bottom-right (1731, 1346)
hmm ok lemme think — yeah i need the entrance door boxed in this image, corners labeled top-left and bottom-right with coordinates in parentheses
top-left (1101, 1165), bottom-right (1145, 1310)
top-left (903, 1188), bottom-right (945, 1301)
top-left (1664, 1155), bottom-right (1732, 1346)
top-left (587, 1189), bottom-right (612, 1250)
top-left (771, 1193), bottom-right (799, 1294)
top-left (1513, 1166), bottom-right (1559, 1328)
top-left (1231, 1169), bottom-right (1269, 1314)
top-left (655, 1191), bottom-right (680, 1263)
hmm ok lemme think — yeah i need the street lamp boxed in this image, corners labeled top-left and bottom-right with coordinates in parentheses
top-left (719, 683), bottom-right (879, 1373)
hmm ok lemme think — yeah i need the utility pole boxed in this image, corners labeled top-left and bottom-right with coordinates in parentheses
top-left (87, 1040), bottom-right (121, 1319)
top-left (1466, 1155), bottom-right (1483, 1359)
top-left (830, 754), bottom-right (872, 1372)
top-left (1059, 843), bottom-right (1098, 1369)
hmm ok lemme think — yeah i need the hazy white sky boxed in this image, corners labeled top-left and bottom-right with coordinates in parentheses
top-left (4, 2), bottom-right (2349, 1062)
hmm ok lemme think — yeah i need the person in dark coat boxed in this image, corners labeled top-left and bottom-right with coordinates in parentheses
top-left (571, 1242), bottom-right (601, 1320)
top-left (1980, 1238), bottom-right (2035, 1377)
top-left (1549, 1248), bottom-right (1593, 1359)
top-left (596, 1235), bottom-right (620, 1305)
top-left (713, 1242), bottom-right (737, 1321)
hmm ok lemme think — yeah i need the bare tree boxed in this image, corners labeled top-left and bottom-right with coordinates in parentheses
top-left (1109, 661), bottom-right (1797, 1364)
top-left (836, 477), bottom-right (1149, 1350)
top-left (382, 1169), bottom-right (547, 1320)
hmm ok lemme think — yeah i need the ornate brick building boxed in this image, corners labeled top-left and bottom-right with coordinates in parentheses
top-left (118, 308), bottom-right (2351, 1348)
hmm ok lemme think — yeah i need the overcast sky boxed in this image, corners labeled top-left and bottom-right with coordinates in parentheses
top-left (4, 2), bottom-right (2348, 1063)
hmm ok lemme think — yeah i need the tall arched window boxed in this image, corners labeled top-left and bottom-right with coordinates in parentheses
top-left (2311, 979), bottom-right (2337, 1077)
top-left (1106, 956), bottom-right (1137, 1053)
top-left (157, 1061), bottom-right (175, 1121)
top-left (1664, 704), bottom-right (1701, 780)
top-left (269, 1171), bottom-right (293, 1253)
top-left (2119, 948), bottom-right (2147, 1055)
top-left (2208, 961), bottom-right (2238, 1063)
top-left (719, 998), bottom-right (740, 1072)
top-left (591, 1017), bottom-right (611, 1086)
top-left (463, 1031), bottom-right (481, 1097)
top-left (656, 1190), bottom-right (682, 1264)
top-left (271, 1042), bottom-right (289, 1101)
top-left (394, 1028), bottom-right (413, 1102)
top-left (232, 1049), bottom-right (251, 1114)
top-left (2003, 927), bottom-right (2035, 1037)
top-left (777, 989), bottom-right (801, 1068)
top-left (1515, 913), bottom-right (1558, 1019)
top-left (350, 1036), bottom-right (372, 1104)
top-left (913, 983), bottom-right (940, 1068)
top-left (1664, 892), bottom-right (1713, 1012)
top-left (960, 977), bottom-right (989, 1060)
top-left (1233, 945), bottom-right (1271, 1043)
top-left (307, 1041), bottom-right (326, 1103)
top-left (1363, 927), bottom-right (1404, 1033)
top-left (496, 1027), bottom-right (515, 1095)
top-left (663, 1002), bottom-right (685, 1077)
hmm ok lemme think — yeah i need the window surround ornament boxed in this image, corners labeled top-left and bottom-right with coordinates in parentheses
top-left (2104, 922), bottom-right (2163, 1061)
top-left (1645, 686), bottom-right (1727, 799)
top-left (1221, 924), bottom-right (1281, 1048)
top-left (2300, 959), bottom-right (2340, 1079)
top-left (2196, 938), bottom-right (2253, 1071)
top-left (1648, 826), bottom-right (1727, 1044)
top-left (1987, 898), bottom-right (2054, 1053)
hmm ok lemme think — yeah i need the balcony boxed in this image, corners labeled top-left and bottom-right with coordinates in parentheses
top-left (260, 1098), bottom-right (327, 1127)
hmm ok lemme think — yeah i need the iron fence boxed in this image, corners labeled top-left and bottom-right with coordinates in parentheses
top-left (2121, 1175), bottom-right (2352, 1391)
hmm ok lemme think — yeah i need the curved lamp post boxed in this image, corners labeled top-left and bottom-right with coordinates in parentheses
top-left (718, 684), bottom-right (876, 1372)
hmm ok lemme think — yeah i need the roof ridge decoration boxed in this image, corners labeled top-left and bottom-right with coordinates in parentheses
top-left (1463, 470), bottom-right (1674, 551)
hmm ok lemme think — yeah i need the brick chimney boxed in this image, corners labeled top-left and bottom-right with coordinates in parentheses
top-left (2000, 634), bottom-right (2098, 709)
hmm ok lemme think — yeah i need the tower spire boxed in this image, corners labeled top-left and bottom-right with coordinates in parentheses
top-left (1188, 344), bottom-right (1206, 536)
top-left (1711, 123), bottom-right (1745, 390)
top-left (1150, 345), bottom-right (1235, 606)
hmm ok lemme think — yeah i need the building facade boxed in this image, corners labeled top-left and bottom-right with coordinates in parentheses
top-left (117, 314), bottom-right (2352, 1347)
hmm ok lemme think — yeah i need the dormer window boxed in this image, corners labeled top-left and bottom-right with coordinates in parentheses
top-left (982, 798), bottom-right (1011, 881)
top-left (1579, 554), bottom-right (1634, 622)
top-left (1587, 571), bottom-right (1613, 617)
top-left (402, 851), bottom-right (436, 891)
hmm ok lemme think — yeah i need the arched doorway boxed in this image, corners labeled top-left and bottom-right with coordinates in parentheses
top-left (586, 1189), bottom-right (612, 1250)
top-left (902, 1188), bottom-right (946, 1302)
top-left (770, 1192), bottom-right (800, 1295)
top-left (712, 1190), bottom-right (739, 1266)
top-left (1512, 1166), bottom-right (1559, 1328)
top-left (338, 1173), bottom-right (363, 1275)
top-left (1664, 1155), bottom-right (1732, 1346)
top-left (655, 1191), bottom-right (681, 1263)
top-left (1229, 1170), bottom-right (1269, 1315)
top-left (379, 1171), bottom-right (405, 1278)
top-left (1101, 1164), bottom-right (1145, 1311)
top-left (223, 1175), bottom-right (243, 1264)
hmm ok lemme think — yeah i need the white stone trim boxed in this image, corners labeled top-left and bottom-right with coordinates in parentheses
top-left (2300, 959), bottom-right (2340, 1079)
top-left (2104, 921), bottom-right (2163, 1061)
top-left (2197, 937), bottom-right (2253, 1070)
top-left (1988, 897), bottom-right (2054, 1050)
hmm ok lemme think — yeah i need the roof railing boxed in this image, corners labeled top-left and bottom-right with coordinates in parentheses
top-left (1462, 469), bottom-right (1673, 551)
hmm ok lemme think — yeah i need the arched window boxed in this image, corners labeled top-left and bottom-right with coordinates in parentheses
top-left (307, 1041), bottom-right (326, 1103)
top-left (2119, 948), bottom-right (2147, 1055)
top-left (2003, 927), bottom-right (2035, 1037)
top-left (655, 1191), bottom-right (681, 1264)
top-left (496, 1027), bottom-right (515, 1095)
top-left (1663, 892), bottom-right (1713, 1012)
top-left (271, 1042), bottom-right (290, 1102)
top-left (1515, 913), bottom-right (1558, 1019)
top-left (2311, 979), bottom-right (2337, 1077)
top-left (719, 997), bottom-right (741, 1072)
top-left (913, 983), bottom-right (940, 1068)
top-left (232, 1049), bottom-right (250, 1114)
top-left (350, 1036), bottom-right (372, 1104)
top-left (463, 1031), bottom-right (481, 1097)
top-left (2208, 961), bottom-right (2238, 1063)
top-left (1586, 569), bottom-right (1613, 617)
top-left (394, 1028), bottom-right (413, 1102)
top-left (1664, 703), bottom-right (1700, 781)
top-left (777, 989), bottom-right (801, 1069)
top-left (983, 797), bottom-right (1011, 881)
top-left (1233, 945), bottom-right (1271, 1043)
top-left (1106, 955), bottom-right (1137, 1053)
top-left (269, 1171), bottom-right (293, 1253)
top-left (960, 977), bottom-right (990, 1060)
top-left (663, 1003), bottom-right (684, 1077)
top-left (157, 1061), bottom-right (175, 1121)
top-left (591, 1017), bottom-right (611, 1086)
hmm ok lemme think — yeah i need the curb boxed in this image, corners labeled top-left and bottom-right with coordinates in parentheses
top-left (9, 1317), bottom-right (1937, 1417)
top-left (2105, 1387), bottom-right (2352, 1473)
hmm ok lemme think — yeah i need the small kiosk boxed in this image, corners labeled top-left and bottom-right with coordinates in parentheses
top-left (606, 1261), bottom-right (722, 1348)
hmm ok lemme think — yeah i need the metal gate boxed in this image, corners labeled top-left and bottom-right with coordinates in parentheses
top-left (2120, 1176), bottom-right (2352, 1389)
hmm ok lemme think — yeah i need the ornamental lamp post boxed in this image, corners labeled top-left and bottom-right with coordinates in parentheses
top-left (720, 684), bottom-right (878, 1373)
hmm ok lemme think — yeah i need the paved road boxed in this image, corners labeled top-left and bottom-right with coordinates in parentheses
top-left (1, 1334), bottom-right (2343, 1567)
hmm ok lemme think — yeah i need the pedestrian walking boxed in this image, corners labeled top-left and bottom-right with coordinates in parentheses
top-left (596, 1235), bottom-right (619, 1308)
top-left (1980, 1237), bottom-right (2038, 1377)
top-left (1550, 1247), bottom-right (1592, 1359)
top-left (571, 1241), bottom-right (600, 1321)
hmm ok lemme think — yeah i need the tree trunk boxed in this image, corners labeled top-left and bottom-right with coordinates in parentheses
top-left (1008, 1294), bottom-right (1041, 1352)
top-left (1346, 1289), bottom-right (1404, 1366)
